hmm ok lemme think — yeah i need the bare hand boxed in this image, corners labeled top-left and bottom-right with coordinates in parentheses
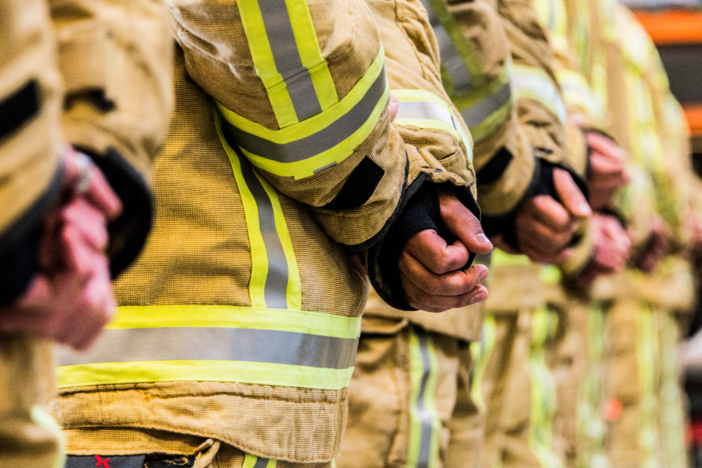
top-left (0, 147), bottom-right (121, 350)
top-left (585, 132), bottom-right (630, 210)
top-left (636, 215), bottom-right (671, 273)
top-left (575, 214), bottom-right (631, 287)
top-left (62, 146), bottom-right (122, 221)
top-left (496, 168), bottom-right (591, 264)
top-left (0, 198), bottom-right (115, 350)
top-left (400, 189), bottom-right (493, 312)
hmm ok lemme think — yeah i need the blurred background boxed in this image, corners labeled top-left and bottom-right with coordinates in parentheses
top-left (630, 1), bottom-right (702, 463)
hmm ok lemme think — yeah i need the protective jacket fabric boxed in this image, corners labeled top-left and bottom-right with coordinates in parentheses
top-left (359, 0), bottom-right (482, 340)
top-left (0, 0), bottom-right (64, 305)
top-left (423, 0), bottom-right (587, 231)
top-left (1, 1), bottom-right (171, 468)
top-left (473, 253), bottom-right (563, 468)
top-left (338, 321), bottom-right (480, 468)
top-left (54, 0), bottom-right (477, 463)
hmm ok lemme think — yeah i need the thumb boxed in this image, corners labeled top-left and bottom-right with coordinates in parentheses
top-left (438, 189), bottom-right (493, 255)
top-left (553, 168), bottom-right (591, 218)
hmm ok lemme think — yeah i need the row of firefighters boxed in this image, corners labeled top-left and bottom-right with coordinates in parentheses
top-left (2, 0), bottom-right (700, 466)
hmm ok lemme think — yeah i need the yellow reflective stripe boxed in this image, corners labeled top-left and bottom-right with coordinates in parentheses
top-left (407, 326), bottom-right (441, 468)
top-left (636, 306), bottom-right (658, 468)
top-left (451, 56), bottom-right (513, 143)
top-left (217, 110), bottom-right (269, 308)
top-left (256, 170), bottom-right (302, 310)
top-left (425, 0), bottom-right (484, 88)
top-left (57, 360), bottom-right (355, 390)
top-left (30, 406), bottom-right (66, 468)
top-left (556, 69), bottom-right (603, 122)
top-left (108, 305), bottom-right (361, 339)
top-left (215, 108), bottom-right (302, 309)
top-left (534, 0), bottom-right (568, 50)
top-left (578, 304), bottom-right (610, 468)
top-left (470, 314), bottom-right (496, 411)
top-left (217, 48), bottom-right (388, 179)
top-left (238, 0), bottom-right (298, 127)
top-left (659, 312), bottom-right (687, 468)
top-left (492, 249), bottom-right (531, 266)
top-left (256, 174), bottom-right (302, 310)
top-left (284, 0), bottom-right (337, 111)
top-left (393, 89), bottom-right (460, 136)
top-left (513, 65), bottom-right (567, 123)
top-left (238, 0), bottom-right (337, 126)
top-left (625, 70), bottom-right (664, 175)
top-left (392, 89), bottom-right (474, 163)
top-left (539, 265), bottom-right (561, 286)
top-left (244, 454), bottom-right (277, 468)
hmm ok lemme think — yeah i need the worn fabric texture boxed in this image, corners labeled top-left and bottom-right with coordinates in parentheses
top-left (337, 321), bottom-right (480, 468)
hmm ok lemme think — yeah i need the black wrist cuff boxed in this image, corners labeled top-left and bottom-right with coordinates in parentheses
top-left (482, 157), bottom-right (590, 250)
top-left (81, 147), bottom-right (153, 279)
top-left (368, 181), bottom-right (480, 311)
top-left (0, 164), bottom-right (64, 305)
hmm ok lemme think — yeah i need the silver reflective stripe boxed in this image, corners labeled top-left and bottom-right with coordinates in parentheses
top-left (221, 66), bottom-right (386, 163)
top-left (238, 152), bottom-right (288, 309)
top-left (513, 73), bottom-right (567, 123)
top-left (460, 82), bottom-right (512, 130)
top-left (420, 0), bottom-right (473, 95)
top-left (253, 458), bottom-right (270, 468)
top-left (416, 329), bottom-right (434, 468)
top-left (259, 0), bottom-right (321, 120)
top-left (56, 327), bottom-right (359, 370)
top-left (396, 100), bottom-right (454, 125)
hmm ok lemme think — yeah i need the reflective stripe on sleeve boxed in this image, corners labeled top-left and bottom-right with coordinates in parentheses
top-left (556, 69), bottom-right (603, 122)
top-left (420, 0), bottom-right (513, 142)
top-left (419, 0), bottom-right (482, 95)
top-left (238, 0), bottom-right (337, 126)
top-left (56, 305), bottom-right (361, 390)
top-left (216, 48), bottom-right (389, 179)
top-left (456, 59), bottom-right (514, 143)
top-left (391, 89), bottom-right (473, 162)
top-left (513, 65), bottom-right (567, 123)
top-left (407, 326), bottom-right (441, 468)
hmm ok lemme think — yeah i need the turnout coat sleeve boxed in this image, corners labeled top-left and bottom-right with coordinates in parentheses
top-left (170, 0), bottom-right (478, 252)
top-left (49, 0), bottom-right (174, 276)
top-left (435, 0), bottom-right (537, 220)
top-left (0, 0), bottom-right (64, 303)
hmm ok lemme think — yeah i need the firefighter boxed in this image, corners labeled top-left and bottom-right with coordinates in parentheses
top-left (53, 1), bottom-right (493, 467)
top-left (0, 0), bottom-right (173, 467)
top-left (339, 0), bottom-right (595, 466)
